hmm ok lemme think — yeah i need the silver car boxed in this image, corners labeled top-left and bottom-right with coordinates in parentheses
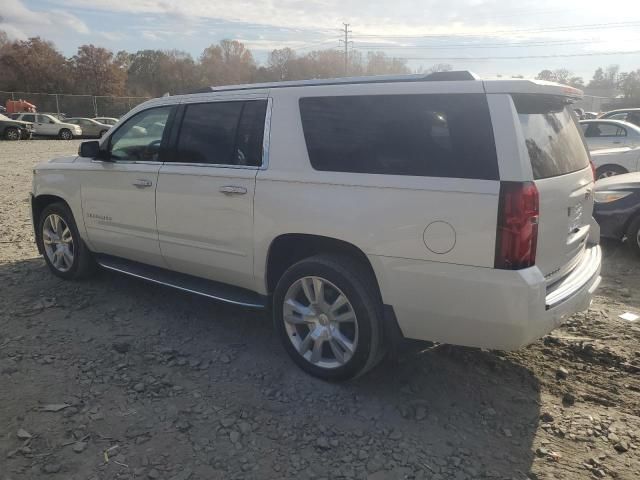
top-left (93, 117), bottom-right (119, 126)
top-left (65, 118), bottom-right (111, 138)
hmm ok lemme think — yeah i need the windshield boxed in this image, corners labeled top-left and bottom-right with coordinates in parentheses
top-left (513, 94), bottom-right (590, 179)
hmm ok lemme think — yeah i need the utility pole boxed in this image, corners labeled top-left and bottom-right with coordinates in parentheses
top-left (340, 23), bottom-right (352, 76)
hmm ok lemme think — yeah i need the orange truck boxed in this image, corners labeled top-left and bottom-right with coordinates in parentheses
top-left (6, 99), bottom-right (36, 114)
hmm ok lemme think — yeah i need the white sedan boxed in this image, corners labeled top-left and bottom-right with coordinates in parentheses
top-left (591, 146), bottom-right (640, 179)
top-left (580, 119), bottom-right (640, 151)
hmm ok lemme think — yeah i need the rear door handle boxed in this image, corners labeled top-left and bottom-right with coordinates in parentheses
top-left (132, 178), bottom-right (153, 188)
top-left (219, 185), bottom-right (247, 195)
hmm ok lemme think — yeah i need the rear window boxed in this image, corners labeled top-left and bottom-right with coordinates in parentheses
top-left (299, 94), bottom-right (499, 180)
top-left (513, 94), bottom-right (590, 180)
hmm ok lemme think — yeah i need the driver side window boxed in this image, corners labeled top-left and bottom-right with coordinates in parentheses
top-left (110, 106), bottom-right (172, 162)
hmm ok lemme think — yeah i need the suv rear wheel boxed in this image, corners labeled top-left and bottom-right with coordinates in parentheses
top-left (273, 254), bottom-right (385, 381)
top-left (38, 203), bottom-right (95, 279)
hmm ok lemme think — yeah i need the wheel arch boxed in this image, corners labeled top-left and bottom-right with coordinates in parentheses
top-left (32, 194), bottom-right (72, 253)
top-left (265, 234), bottom-right (382, 299)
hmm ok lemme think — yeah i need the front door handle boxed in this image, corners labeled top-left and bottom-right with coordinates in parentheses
top-left (219, 185), bottom-right (247, 195)
top-left (132, 178), bottom-right (153, 188)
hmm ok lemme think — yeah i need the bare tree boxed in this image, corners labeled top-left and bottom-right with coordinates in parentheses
top-left (71, 45), bottom-right (125, 96)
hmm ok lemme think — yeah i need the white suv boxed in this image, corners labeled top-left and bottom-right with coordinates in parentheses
top-left (31, 72), bottom-right (602, 380)
top-left (12, 113), bottom-right (82, 139)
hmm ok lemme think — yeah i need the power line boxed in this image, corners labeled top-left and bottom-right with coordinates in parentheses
top-left (351, 20), bottom-right (640, 39)
top-left (352, 39), bottom-right (597, 50)
top-left (380, 50), bottom-right (640, 61)
top-left (292, 39), bottom-right (340, 51)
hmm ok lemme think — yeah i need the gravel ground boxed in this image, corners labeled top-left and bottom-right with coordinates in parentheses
top-left (1, 139), bottom-right (640, 480)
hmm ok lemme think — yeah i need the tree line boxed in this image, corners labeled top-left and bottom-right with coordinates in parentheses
top-left (0, 31), bottom-right (424, 97)
top-left (535, 65), bottom-right (640, 97)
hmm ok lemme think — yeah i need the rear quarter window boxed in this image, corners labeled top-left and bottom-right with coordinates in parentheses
top-left (299, 94), bottom-right (499, 180)
top-left (513, 94), bottom-right (590, 180)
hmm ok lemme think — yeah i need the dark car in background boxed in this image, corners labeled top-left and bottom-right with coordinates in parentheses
top-left (0, 113), bottom-right (34, 140)
top-left (594, 172), bottom-right (640, 256)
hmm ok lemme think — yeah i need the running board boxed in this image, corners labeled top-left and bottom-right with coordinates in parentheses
top-left (95, 254), bottom-right (266, 309)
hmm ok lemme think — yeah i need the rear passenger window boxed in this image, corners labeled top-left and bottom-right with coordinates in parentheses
top-left (177, 100), bottom-right (267, 166)
top-left (513, 94), bottom-right (590, 180)
top-left (299, 94), bottom-right (498, 180)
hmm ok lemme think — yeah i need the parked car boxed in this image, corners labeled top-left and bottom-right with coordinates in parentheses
top-left (11, 113), bottom-right (82, 139)
top-left (31, 72), bottom-right (601, 380)
top-left (591, 147), bottom-right (640, 179)
top-left (599, 108), bottom-right (640, 125)
top-left (65, 118), bottom-right (111, 138)
top-left (593, 173), bottom-right (640, 255)
top-left (579, 119), bottom-right (640, 151)
top-left (0, 113), bottom-right (34, 140)
top-left (94, 117), bottom-right (118, 126)
top-left (583, 112), bottom-right (599, 120)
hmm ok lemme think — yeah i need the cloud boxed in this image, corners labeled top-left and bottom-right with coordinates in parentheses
top-left (0, 0), bottom-right (89, 39)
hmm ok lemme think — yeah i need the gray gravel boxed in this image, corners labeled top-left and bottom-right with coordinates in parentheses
top-left (1, 139), bottom-right (640, 479)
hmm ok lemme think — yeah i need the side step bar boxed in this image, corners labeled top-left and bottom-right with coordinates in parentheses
top-left (95, 254), bottom-right (267, 309)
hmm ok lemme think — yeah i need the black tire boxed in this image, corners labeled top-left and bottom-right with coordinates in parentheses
top-left (626, 215), bottom-right (640, 257)
top-left (273, 254), bottom-right (385, 381)
top-left (4, 127), bottom-right (20, 141)
top-left (59, 128), bottom-right (73, 140)
top-left (596, 164), bottom-right (627, 180)
top-left (37, 202), bottom-right (96, 280)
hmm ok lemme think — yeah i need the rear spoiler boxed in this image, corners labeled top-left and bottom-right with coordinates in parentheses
top-left (483, 79), bottom-right (583, 101)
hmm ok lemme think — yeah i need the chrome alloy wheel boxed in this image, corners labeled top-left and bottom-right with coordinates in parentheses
top-left (42, 214), bottom-right (74, 272)
top-left (283, 276), bottom-right (358, 369)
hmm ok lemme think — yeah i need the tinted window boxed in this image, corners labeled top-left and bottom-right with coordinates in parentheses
top-left (514, 94), bottom-right (590, 180)
top-left (22, 114), bottom-right (35, 122)
top-left (299, 94), bottom-right (498, 179)
top-left (110, 106), bottom-right (172, 162)
top-left (585, 123), bottom-right (626, 137)
top-left (235, 101), bottom-right (268, 166)
top-left (177, 102), bottom-right (242, 165)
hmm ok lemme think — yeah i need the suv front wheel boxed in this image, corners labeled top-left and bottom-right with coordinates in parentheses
top-left (38, 203), bottom-right (95, 279)
top-left (273, 254), bottom-right (385, 381)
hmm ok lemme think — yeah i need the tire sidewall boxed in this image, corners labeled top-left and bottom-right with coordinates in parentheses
top-left (596, 165), bottom-right (627, 180)
top-left (38, 203), bottom-right (84, 280)
top-left (273, 258), bottom-right (377, 381)
top-left (626, 216), bottom-right (640, 256)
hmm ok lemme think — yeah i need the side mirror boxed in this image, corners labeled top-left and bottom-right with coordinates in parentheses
top-left (78, 140), bottom-right (111, 161)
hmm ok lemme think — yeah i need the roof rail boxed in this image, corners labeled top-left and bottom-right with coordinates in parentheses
top-left (188, 70), bottom-right (479, 95)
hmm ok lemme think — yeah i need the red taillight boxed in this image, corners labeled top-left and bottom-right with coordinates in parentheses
top-left (495, 181), bottom-right (539, 270)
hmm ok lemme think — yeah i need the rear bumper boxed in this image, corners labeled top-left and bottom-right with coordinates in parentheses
top-left (369, 244), bottom-right (602, 350)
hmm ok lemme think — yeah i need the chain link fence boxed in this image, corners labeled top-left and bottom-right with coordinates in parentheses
top-left (0, 91), bottom-right (150, 119)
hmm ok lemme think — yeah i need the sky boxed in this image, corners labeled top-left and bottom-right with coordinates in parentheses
top-left (2, 0), bottom-right (640, 82)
